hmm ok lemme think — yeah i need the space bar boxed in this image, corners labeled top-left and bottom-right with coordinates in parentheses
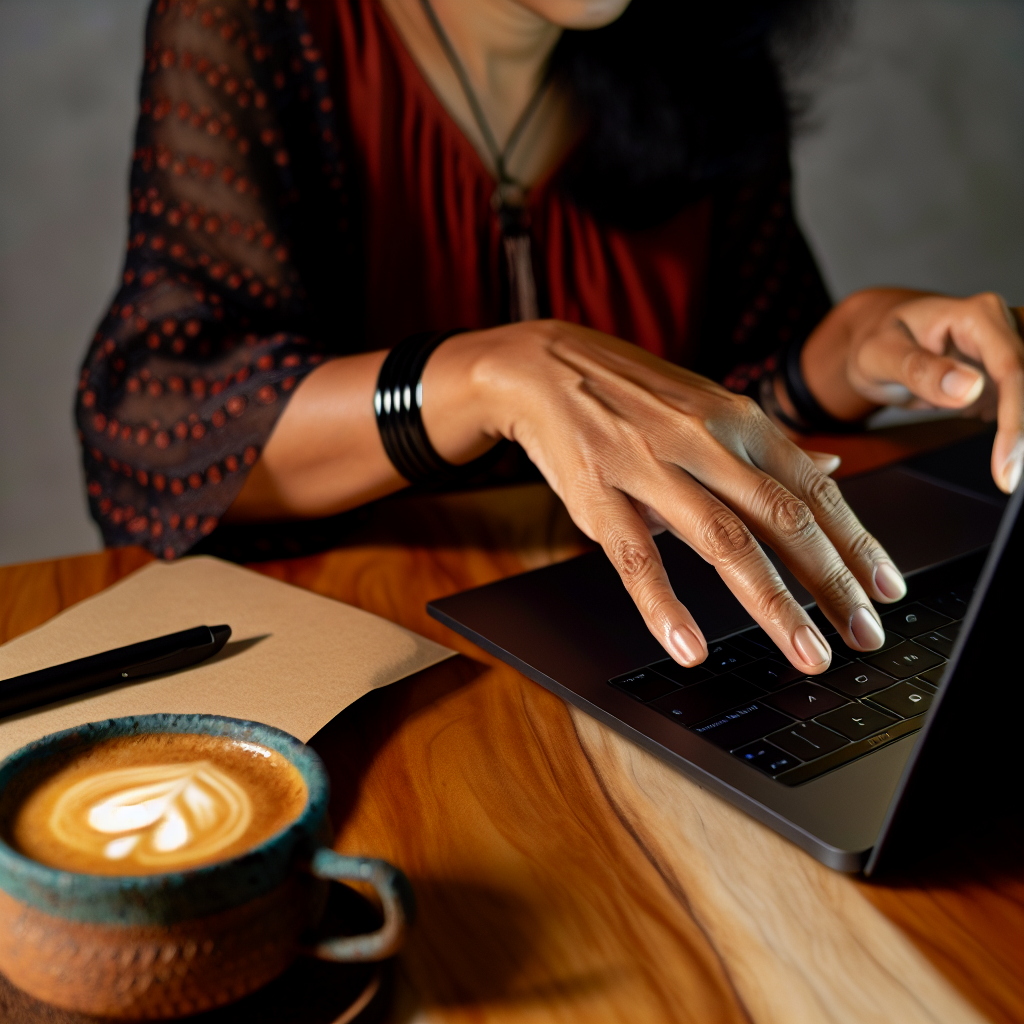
top-left (774, 715), bottom-right (924, 786)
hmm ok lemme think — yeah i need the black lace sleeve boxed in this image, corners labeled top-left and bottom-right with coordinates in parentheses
top-left (696, 157), bottom-right (832, 398)
top-left (75, 0), bottom-right (355, 559)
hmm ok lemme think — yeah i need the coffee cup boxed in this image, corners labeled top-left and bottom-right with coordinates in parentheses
top-left (0, 713), bottom-right (412, 1019)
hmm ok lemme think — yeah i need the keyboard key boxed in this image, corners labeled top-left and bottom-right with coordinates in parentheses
top-left (704, 641), bottom-right (754, 674)
top-left (819, 662), bottom-right (894, 698)
top-left (609, 668), bottom-right (678, 703)
top-left (649, 675), bottom-right (764, 727)
top-left (691, 702), bottom-right (792, 751)
top-left (868, 680), bottom-right (934, 719)
top-left (767, 721), bottom-right (849, 760)
top-left (880, 602), bottom-right (952, 638)
top-left (920, 590), bottom-right (968, 618)
top-left (728, 633), bottom-right (776, 659)
top-left (917, 664), bottom-right (947, 687)
top-left (912, 631), bottom-right (954, 658)
top-left (940, 619), bottom-right (962, 640)
top-left (647, 659), bottom-right (713, 687)
top-left (912, 676), bottom-right (938, 694)
top-left (740, 626), bottom-right (778, 653)
top-left (863, 641), bottom-right (944, 679)
top-left (814, 703), bottom-right (897, 740)
top-left (818, 629), bottom-right (903, 661)
top-left (763, 681), bottom-right (850, 720)
top-left (733, 658), bottom-right (806, 691)
top-left (733, 739), bottom-right (803, 776)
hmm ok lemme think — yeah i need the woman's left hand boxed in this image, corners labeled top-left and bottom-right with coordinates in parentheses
top-left (803, 288), bottom-right (1024, 493)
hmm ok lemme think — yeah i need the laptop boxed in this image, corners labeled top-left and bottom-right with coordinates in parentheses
top-left (428, 434), bottom-right (1019, 874)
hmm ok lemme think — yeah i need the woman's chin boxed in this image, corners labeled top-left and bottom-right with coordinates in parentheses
top-left (516, 0), bottom-right (632, 31)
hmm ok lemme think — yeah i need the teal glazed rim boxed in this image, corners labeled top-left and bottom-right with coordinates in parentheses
top-left (0, 714), bottom-right (330, 926)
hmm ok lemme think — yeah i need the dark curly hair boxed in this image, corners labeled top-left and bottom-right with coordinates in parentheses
top-left (550, 0), bottom-right (845, 227)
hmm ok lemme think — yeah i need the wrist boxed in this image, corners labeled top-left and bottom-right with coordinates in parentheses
top-left (418, 327), bottom-right (509, 464)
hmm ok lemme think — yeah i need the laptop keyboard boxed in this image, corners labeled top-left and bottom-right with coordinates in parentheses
top-left (609, 587), bottom-right (970, 786)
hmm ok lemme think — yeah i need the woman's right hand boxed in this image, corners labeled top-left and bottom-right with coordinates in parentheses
top-left (423, 321), bottom-right (907, 673)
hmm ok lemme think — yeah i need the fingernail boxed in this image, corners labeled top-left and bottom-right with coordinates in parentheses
top-left (873, 561), bottom-right (906, 601)
top-left (793, 625), bottom-right (831, 669)
top-left (669, 626), bottom-right (705, 665)
top-left (850, 606), bottom-right (885, 650)
top-left (1001, 438), bottom-right (1024, 493)
top-left (806, 450), bottom-right (842, 475)
top-left (940, 367), bottom-right (984, 404)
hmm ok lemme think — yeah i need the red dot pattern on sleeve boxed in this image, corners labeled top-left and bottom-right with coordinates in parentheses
top-left (75, 0), bottom-right (353, 558)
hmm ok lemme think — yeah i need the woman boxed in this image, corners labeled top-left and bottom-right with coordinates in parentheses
top-left (76, 0), bottom-right (1023, 676)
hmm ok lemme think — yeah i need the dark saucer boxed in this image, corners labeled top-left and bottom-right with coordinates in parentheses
top-left (0, 883), bottom-right (393, 1024)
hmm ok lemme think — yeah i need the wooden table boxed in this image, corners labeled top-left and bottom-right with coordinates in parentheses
top-left (1, 418), bottom-right (1021, 1024)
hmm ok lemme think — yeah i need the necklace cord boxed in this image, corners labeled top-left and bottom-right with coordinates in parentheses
top-left (417, 0), bottom-right (543, 321)
top-left (418, 0), bottom-right (549, 186)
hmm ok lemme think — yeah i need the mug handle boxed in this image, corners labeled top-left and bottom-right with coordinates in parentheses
top-left (303, 848), bottom-right (414, 962)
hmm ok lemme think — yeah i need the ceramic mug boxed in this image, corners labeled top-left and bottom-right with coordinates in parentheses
top-left (0, 713), bottom-right (412, 1019)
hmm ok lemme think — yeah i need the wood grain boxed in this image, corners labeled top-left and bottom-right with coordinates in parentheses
top-left (0, 546), bottom-right (154, 643)
top-left (570, 707), bottom-right (989, 1024)
top-left (0, 441), bottom-right (1021, 1023)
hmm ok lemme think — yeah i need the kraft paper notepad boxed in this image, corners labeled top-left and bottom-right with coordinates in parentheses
top-left (0, 556), bottom-right (454, 762)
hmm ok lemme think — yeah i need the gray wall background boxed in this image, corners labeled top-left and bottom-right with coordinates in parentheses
top-left (1, 0), bottom-right (1022, 566)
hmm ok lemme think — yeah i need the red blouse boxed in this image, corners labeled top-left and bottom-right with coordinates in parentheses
top-left (338, 0), bottom-right (709, 364)
top-left (75, 0), bottom-right (830, 559)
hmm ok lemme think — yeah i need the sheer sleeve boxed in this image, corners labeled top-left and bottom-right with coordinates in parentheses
top-left (696, 157), bottom-right (832, 398)
top-left (75, 0), bottom-right (355, 559)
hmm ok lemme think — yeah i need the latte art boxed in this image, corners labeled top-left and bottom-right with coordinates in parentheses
top-left (51, 761), bottom-right (253, 869)
top-left (5, 733), bottom-right (308, 875)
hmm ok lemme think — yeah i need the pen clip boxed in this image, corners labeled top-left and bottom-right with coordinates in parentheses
top-left (119, 625), bottom-right (231, 680)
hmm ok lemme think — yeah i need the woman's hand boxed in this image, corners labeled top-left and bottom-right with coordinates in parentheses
top-left (423, 322), bottom-right (907, 674)
top-left (802, 289), bottom-right (1024, 494)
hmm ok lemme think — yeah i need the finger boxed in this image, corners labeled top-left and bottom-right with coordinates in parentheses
top-left (986, 302), bottom-right (1024, 492)
top-left (743, 413), bottom-right (907, 610)
top-left (900, 294), bottom-right (1024, 492)
top-left (991, 363), bottom-right (1024, 493)
top-left (673, 425), bottom-right (889, 652)
top-left (856, 323), bottom-right (986, 409)
top-left (629, 465), bottom-right (834, 673)
top-left (590, 492), bottom-right (708, 666)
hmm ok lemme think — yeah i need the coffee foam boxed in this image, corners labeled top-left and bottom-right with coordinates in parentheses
top-left (4, 733), bottom-right (308, 875)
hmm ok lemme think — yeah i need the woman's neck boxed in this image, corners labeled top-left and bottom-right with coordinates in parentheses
top-left (381, 0), bottom-right (572, 186)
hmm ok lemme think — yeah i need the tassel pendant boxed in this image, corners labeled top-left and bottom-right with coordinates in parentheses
top-left (503, 233), bottom-right (539, 322)
top-left (494, 182), bottom-right (538, 323)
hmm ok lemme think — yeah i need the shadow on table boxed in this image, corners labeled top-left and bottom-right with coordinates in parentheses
top-left (390, 877), bottom-right (613, 1017)
top-left (309, 654), bottom-right (488, 830)
top-left (195, 480), bottom-right (590, 563)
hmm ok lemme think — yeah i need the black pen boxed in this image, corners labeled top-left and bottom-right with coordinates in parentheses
top-left (0, 624), bottom-right (232, 719)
